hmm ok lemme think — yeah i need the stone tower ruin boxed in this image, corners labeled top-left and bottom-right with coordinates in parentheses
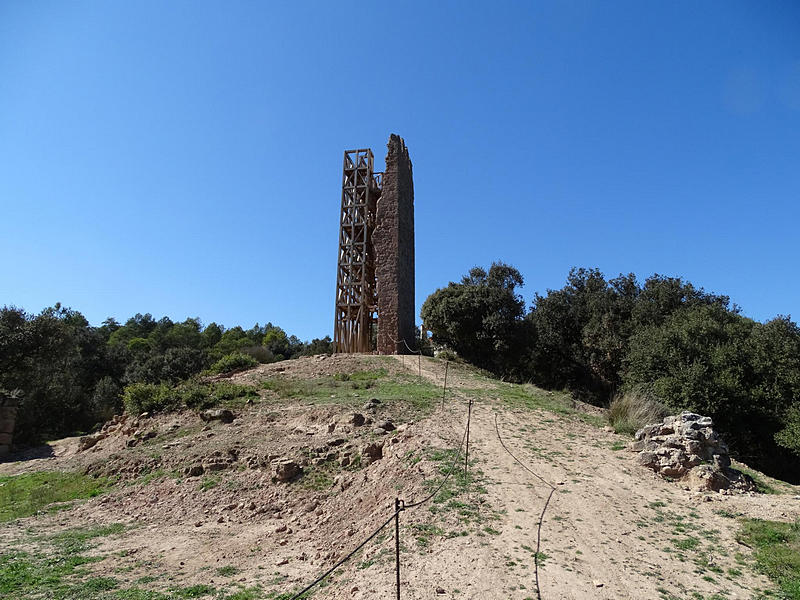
top-left (334, 134), bottom-right (415, 354)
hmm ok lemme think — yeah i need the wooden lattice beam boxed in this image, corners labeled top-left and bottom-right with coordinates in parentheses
top-left (334, 149), bottom-right (381, 353)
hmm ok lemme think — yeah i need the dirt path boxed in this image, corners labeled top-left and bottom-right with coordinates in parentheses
top-left (384, 354), bottom-right (789, 600)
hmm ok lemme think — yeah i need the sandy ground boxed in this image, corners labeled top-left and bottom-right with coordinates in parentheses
top-left (2, 354), bottom-right (799, 600)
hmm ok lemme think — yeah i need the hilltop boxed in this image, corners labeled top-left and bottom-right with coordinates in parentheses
top-left (1, 354), bottom-right (798, 600)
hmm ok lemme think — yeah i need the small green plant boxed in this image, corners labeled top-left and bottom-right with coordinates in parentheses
top-left (296, 461), bottom-right (336, 491)
top-left (412, 523), bottom-right (446, 547)
top-left (171, 584), bottom-right (217, 597)
top-left (198, 475), bottom-right (220, 491)
top-left (216, 565), bottom-right (239, 577)
top-left (672, 536), bottom-right (700, 551)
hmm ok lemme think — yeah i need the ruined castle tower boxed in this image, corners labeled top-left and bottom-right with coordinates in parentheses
top-left (374, 134), bottom-right (415, 354)
top-left (334, 134), bottom-right (415, 354)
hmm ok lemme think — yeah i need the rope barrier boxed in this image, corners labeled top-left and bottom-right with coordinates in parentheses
top-left (494, 413), bottom-right (556, 600)
top-left (389, 336), bottom-right (422, 377)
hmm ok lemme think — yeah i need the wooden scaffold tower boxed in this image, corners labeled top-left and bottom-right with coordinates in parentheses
top-left (334, 149), bottom-right (382, 353)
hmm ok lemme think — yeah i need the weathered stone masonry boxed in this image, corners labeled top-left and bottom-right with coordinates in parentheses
top-left (374, 134), bottom-right (415, 354)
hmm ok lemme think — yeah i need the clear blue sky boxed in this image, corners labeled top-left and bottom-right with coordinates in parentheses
top-left (1, 1), bottom-right (799, 340)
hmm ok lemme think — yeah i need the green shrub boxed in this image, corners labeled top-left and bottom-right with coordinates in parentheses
top-left (122, 381), bottom-right (257, 414)
top-left (238, 345), bottom-right (275, 364)
top-left (208, 352), bottom-right (258, 374)
top-left (91, 376), bottom-right (122, 422)
top-left (122, 383), bottom-right (179, 414)
top-left (776, 404), bottom-right (800, 456)
top-left (177, 383), bottom-right (213, 410)
top-left (607, 389), bottom-right (669, 436)
top-left (210, 382), bottom-right (258, 404)
top-left (421, 262), bottom-right (528, 378)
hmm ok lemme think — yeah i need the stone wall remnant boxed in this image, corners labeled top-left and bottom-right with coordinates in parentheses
top-left (374, 134), bottom-right (415, 354)
top-left (633, 412), bottom-right (755, 492)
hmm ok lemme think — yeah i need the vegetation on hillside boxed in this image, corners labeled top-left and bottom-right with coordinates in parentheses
top-left (0, 304), bottom-right (331, 445)
top-left (423, 263), bottom-right (800, 481)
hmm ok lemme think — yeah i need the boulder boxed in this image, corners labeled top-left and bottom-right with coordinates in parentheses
top-left (78, 432), bottom-right (107, 452)
top-left (362, 398), bottom-right (381, 412)
top-left (200, 409), bottom-right (235, 424)
top-left (683, 465), bottom-right (730, 492)
top-left (348, 413), bottom-right (366, 427)
top-left (273, 459), bottom-right (302, 482)
top-left (186, 465), bottom-right (204, 477)
top-left (362, 442), bottom-right (384, 464)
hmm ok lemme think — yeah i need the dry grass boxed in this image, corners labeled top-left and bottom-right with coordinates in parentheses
top-left (607, 389), bottom-right (669, 436)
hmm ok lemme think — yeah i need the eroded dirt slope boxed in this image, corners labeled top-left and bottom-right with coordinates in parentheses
top-left (1, 354), bottom-right (798, 600)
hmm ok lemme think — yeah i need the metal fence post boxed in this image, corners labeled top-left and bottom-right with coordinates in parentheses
top-left (464, 398), bottom-right (473, 481)
top-left (395, 498), bottom-right (402, 600)
top-left (441, 360), bottom-right (449, 410)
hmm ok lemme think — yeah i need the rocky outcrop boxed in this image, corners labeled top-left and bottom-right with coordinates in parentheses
top-left (273, 459), bottom-right (302, 482)
top-left (633, 412), bottom-right (755, 492)
top-left (79, 432), bottom-right (107, 452)
top-left (634, 412), bottom-right (730, 477)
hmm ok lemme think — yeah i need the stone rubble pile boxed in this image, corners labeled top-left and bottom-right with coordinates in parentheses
top-left (633, 411), bottom-right (755, 492)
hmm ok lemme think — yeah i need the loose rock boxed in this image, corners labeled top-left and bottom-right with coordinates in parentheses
top-left (200, 409), bottom-right (235, 424)
top-left (78, 432), bottom-right (106, 452)
top-left (348, 413), bottom-right (366, 427)
top-left (362, 442), bottom-right (384, 464)
top-left (273, 459), bottom-right (302, 482)
top-left (375, 419), bottom-right (395, 432)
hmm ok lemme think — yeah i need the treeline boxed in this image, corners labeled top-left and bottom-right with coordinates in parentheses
top-left (422, 263), bottom-right (800, 481)
top-left (0, 304), bottom-right (332, 445)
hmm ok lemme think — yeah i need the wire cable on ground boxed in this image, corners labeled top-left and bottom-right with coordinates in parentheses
top-left (494, 412), bottom-right (556, 600)
top-left (287, 394), bottom-right (472, 599)
top-left (288, 510), bottom-right (398, 600)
